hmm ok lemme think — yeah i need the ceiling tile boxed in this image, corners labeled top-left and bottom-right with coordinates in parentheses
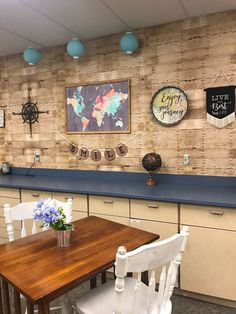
top-left (0, 28), bottom-right (32, 54)
top-left (20, 0), bottom-right (127, 39)
top-left (0, 0), bottom-right (234, 57)
top-left (0, 0), bottom-right (72, 47)
top-left (181, 0), bottom-right (236, 17)
top-left (102, 0), bottom-right (187, 28)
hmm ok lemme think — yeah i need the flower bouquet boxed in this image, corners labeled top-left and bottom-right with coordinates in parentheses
top-left (33, 198), bottom-right (74, 231)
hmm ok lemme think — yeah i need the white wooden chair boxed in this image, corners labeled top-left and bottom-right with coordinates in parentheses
top-left (4, 198), bottom-right (73, 241)
top-left (75, 226), bottom-right (189, 314)
top-left (3, 198), bottom-right (73, 313)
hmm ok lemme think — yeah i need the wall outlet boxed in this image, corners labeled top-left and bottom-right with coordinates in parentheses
top-left (35, 154), bottom-right (40, 162)
top-left (183, 154), bottom-right (190, 166)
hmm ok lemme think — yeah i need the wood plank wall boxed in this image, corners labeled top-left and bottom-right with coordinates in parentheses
top-left (0, 10), bottom-right (235, 175)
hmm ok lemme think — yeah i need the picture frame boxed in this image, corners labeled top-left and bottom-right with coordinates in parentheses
top-left (150, 86), bottom-right (188, 126)
top-left (0, 109), bottom-right (5, 128)
top-left (65, 79), bottom-right (130, 134)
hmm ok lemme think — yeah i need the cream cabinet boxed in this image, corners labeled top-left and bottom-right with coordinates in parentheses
top-left (89, 195), bottom-right (129, 225)
top-left (180, 204), bottom-right (236, 301)
top-left (52, 192), bottom-right (88, 221)
top-left (130, 199), bottom-right (178, 284)
top-left (130, 199), bottom-right (178, 236)
top-left (0, 188), bottom-right (21, 243)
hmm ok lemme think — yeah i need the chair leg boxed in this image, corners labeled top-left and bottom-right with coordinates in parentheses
top-left (61, 296), bottom-right (71, 314)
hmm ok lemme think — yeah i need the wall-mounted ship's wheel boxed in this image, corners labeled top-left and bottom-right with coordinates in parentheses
top-left (12, 86), bottom-right (49, 137)
top-left (21, 101), bottom-right (39, 124)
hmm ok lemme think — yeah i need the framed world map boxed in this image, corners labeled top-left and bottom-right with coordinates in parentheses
top-left (151, 86), bottom-right (188, 126)
top-left (66, 79), bottom-right (130, 133)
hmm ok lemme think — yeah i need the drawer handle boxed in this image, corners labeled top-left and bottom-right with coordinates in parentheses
top-left (65, 196), bottom-right (73, 200)
top-left (32, 193), bottom-right (40, 197)
top-left (147, 204), bottom-right (159, 209)
top-left (209, 210), bottom-right (224, 216)
top-left (103, 200), bottom-right (113, 204)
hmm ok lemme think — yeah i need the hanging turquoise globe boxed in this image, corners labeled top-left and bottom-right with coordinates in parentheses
top-left (67, 38), bottom-right (85, 59)
top-left (23, 47), bottom-right (41, 65)
top-left (120, 32), bottom-right (139, 54)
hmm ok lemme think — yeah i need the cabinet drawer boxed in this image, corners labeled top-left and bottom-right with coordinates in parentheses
top-left (52, 192), bottom-right (88, 212)
top-left (181, 204), bottom-right (236, 231)
top-left (130, 199), bottom-right (177, 223)
top-left (0, 188), bottom-right (20, 198)
top-left (89, 196), bottom-right (129, 217)
top-left (21, 190), bottom-right (52, 202)
top-left (91, 213), bottom-right (129, 226)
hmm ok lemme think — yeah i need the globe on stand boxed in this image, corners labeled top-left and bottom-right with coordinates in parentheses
top-left (142, 153), bottom-right (162, 186)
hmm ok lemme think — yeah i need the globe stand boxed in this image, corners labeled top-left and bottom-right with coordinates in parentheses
top-left (146, 174), bottom-right (156, 186)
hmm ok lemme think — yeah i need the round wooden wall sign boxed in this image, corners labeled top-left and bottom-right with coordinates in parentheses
top-left (151, 86), bottom-right (188, 126)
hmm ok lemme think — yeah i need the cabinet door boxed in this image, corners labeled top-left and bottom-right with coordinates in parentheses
top-left (180, 225), bottom-right (236, 300)
top-left (52, 192), bottom-right (88, 222)
top-left (130, 219), bottom-right (178, 284)
top-left (89, 195), bottom-right (129, 217)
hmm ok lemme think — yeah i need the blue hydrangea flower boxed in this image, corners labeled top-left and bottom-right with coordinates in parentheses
top-left (33, 198), bottom-right (69, 230)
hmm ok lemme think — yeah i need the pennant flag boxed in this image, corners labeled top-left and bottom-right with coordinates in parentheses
top-left (205, 86), bottom-right (236, 128)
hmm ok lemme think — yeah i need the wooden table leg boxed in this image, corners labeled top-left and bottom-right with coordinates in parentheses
top-left (0, 281), bottom-right (3, 314)
top-left (13, 289), bottom-right (21, 314)
top-left (90, 277), bottom-right (97, 289)
top-left (26, 300), bottom-right (34, 314)
top-left (101, 271), bottom-right (107, 284)
top-left (38, 300), bottom-right (50, 314)
top-left (1, 279), bottom-right (10, 314)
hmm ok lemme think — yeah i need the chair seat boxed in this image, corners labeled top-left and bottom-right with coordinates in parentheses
top-left (76, 277), bottom-right (171, 314)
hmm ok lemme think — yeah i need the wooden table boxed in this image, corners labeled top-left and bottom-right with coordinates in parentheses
top-left (0, 216), bottom-right (159, 314)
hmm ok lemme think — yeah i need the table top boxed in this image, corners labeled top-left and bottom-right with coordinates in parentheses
top-left (0, 216), bottom-right (159, 303)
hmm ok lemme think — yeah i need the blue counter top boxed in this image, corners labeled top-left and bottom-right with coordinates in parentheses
top-left (0, 168), bottom-right (236, 208)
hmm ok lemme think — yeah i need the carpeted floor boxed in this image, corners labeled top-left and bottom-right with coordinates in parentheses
top-left (18, 280), bottom-right (236, 314)
top-left (172, 295), bottom-right (236, 314)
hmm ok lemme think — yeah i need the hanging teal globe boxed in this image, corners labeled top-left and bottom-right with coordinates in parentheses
top-left (120, 32), bottom-right (139, 54)
top-left (67, 38), bottom-right (85, 59)
top-left (23, 47), bottom-right (41, 65)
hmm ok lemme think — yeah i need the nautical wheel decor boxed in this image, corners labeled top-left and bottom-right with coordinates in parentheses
top-left (142, 152), bottom-right (162, 186)
top-left (12, 87), bottom-right (49, 137)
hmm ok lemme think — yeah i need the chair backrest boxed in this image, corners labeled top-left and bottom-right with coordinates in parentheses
top-left (4, 198), bottom-right (73, 241)
top-left (114, 226), bottom-right (189, 314)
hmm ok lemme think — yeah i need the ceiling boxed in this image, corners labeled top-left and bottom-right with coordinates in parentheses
top-left (0, 0), bottom-right (235, 57)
